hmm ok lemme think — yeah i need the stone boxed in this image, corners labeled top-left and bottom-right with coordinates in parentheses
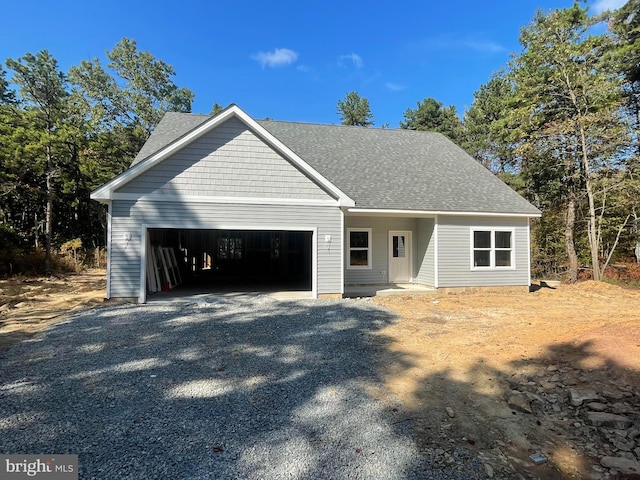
top-left (634, 447), bottom-right (640, 460)
top-left (569, 388), bottom-right (600, 406)
top-left (587, 412), bottom-right (634, 429)
top-left (614, 439), bottom-right (636, 452)
top-left (611, 402), bottom-right (634, 414)
top-left (602, 389), bottom-right (625, 401)
top-left (445, 407), bottom-right (455, 418)
top-left (484, 462), bottom-right (494, 478)
top-left (600, 455), bottom-right (640, 474)
top-left (539, 380), bottom-right (555, 391)
top-left (547, 365), bottom-right (559, 372)
top-left (549, 374), bottom-right (560, 382)
top-left (586, 402), bottom-right (608, 412)
top-left (507, 394), bottom-right (533, 414)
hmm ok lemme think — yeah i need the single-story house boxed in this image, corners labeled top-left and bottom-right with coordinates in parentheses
top-left (91, 104), bottom-right (541, 302)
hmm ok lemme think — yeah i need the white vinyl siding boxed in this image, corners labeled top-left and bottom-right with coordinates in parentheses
top-left (415, 218), bottom-right (436, 286)
top-left (437, 216), bottom-right (530, 287)
top-left (116, 117), bottom-right (333, 201)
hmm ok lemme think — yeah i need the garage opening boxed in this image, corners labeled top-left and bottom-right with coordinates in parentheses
top-left (146, 228), bottom-right (313, 296)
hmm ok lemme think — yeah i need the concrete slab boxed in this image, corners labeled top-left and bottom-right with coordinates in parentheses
top-left (344, 284), bottom-right (436, 298)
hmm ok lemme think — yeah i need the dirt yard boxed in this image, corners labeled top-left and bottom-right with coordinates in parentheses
top-left (1, 271), bottom-right (639, 478)
top-left (374, 282), bottom-right (640, 479)
top-left (0, 269), bottom-right (106, 352)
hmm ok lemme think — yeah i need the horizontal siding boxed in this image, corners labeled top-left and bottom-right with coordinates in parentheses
top-left (437, 216), bottom-right (530, 287)
top-left (344, 216), bottom-right (418, 284)
top-left (116, 117), bottom-right (333, 201)
top-left (110, 200), bottom-right (342, 298)
top-left (415, 218), bottom-right (435, 286)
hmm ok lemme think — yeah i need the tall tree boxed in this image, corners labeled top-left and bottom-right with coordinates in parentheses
top-left (400, 98), bottom-right (463, 143)
top-left (336, 91), bottom-right (374, 126)
top-left (69, 38), bottom-right (195, 154)
top-left (463, 73), bottom-right (515, 172)
top-left (610, 0), bottom-right (640, 163)
top-left (510, 3), bottom-right (629, 281)
top-left (6, 51), bottom-right (69, 272)
top-left (209, 102), bottom-right (224, 116)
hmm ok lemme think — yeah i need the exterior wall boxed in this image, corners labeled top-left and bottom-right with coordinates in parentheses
top-left (344, 216), bottom-right (418, 285)
top-left (437, 215), bottom-right (530, 287)
top-left (108, 117), bottom-right (344, 300)
top-left (116, 117), bottom-right (332, 201)
top-left (415, 218), bottom-right (436, 286)
top-left (109, 200), bottom-right (343, 298)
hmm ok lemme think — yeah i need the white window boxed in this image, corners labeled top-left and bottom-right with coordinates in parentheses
top-left (347, 228), bottom-right (372, 269)
top-left (471, 228), bottom-right (515, 269)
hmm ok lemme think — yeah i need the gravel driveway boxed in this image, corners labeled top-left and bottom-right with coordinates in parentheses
top-left (0, 295), bottom-right (485, 479)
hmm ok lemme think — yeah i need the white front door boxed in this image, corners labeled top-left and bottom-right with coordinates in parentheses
top-left (388, 231), bottom-right (411, 283)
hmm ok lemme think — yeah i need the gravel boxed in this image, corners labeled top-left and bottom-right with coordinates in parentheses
top-left (0, 295), bottom-right (487, 479)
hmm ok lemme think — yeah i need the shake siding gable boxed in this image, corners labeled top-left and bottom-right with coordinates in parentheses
top-left (115, 117), bottom-right (333, 201)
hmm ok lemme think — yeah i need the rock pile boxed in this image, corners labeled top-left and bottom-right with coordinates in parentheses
top-left (503, 364), bottom-right (640, 478)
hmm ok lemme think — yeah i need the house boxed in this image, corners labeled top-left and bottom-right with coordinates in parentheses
top-left (90, 104), bottom-right (541, 302)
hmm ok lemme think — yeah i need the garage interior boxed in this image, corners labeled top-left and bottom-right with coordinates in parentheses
top-left (146, 228), bottom-right (313, 296)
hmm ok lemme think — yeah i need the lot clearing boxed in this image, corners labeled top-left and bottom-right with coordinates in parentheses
top-left (1, 271), bottom-right (639, 479)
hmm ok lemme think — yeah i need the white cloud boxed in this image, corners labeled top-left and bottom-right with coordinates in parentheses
top-left (338, 53), bottom-right (364, 68)
top-left (385, 82), bottom-right (406, 91)
top-left (592, 0), bottom-right (628, 13)
top-left (251, 48), bottom-right (298, 68)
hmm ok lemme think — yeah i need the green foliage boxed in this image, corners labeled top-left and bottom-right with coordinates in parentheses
top-left (463, 73), bottom-right (516, 172)
top-left (210, 102), bottom-right (224, 115)
top-left (508, 2), bottom-right (630, 281)
top-left (1, 39), bottom-right (194, 274)
top-left (336, 91), bottom-right (374, 126)
top-left (69, 38), bottom-right (195, 137)
top-left (400, 98), bottom-right (463, 143)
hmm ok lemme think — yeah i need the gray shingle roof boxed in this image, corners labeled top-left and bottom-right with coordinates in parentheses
top-left (131, 112), bottom-right (540, 215)
top-left (133, 112), bottom-right (210, 164)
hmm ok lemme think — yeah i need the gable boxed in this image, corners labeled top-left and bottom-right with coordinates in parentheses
top-left (114, 117), bottom-right (336, 203)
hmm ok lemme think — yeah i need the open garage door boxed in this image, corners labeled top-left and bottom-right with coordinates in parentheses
top-left (146, 228), bottom-right (313, 298)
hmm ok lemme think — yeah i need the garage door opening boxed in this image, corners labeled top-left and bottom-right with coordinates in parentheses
top-left (146, 228), bottom-right (313, 297)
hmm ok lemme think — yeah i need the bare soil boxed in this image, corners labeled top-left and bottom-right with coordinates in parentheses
top-left (0, 269), bottom-right (106, 352)
top-left (1, 271), bottom-right (639, 478)
top-left (374, 282), bottom-right (640, 479)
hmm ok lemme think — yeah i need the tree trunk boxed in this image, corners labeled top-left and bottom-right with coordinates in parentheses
top-left (579, 123), bottom-right (601, 281)
top-left (44, 144), bottom-right (53, 274)
top-left (565, 195), bottom-right (578, 282)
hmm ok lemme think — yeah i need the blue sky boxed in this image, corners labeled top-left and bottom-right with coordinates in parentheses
top-left (0, 0), bottom-right (628, 127)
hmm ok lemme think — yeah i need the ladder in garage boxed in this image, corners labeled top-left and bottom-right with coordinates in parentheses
top-left (147, 245), bottom-right (182, 293)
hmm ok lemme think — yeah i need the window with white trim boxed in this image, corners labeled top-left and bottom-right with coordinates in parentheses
top-left (347, 228), bottom-right (372, 269)
top-left (471, 229), bottom-right (514, 269)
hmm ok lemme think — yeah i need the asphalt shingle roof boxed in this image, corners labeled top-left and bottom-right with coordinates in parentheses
top-left (131, 112), bottom-right (540, 215)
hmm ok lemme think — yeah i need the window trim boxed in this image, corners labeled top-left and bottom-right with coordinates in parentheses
top-left (347, 228), bottom-right (373, 269)
top-left (470, 227), bottom-right (516, 270)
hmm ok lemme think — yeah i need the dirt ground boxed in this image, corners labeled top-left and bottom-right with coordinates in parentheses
top-left (374, 282), bottom-right (640, 479)
top-left (1, 271), bottom-right (639, 478)
top-left (0, 269), bottom-right (106, 352)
